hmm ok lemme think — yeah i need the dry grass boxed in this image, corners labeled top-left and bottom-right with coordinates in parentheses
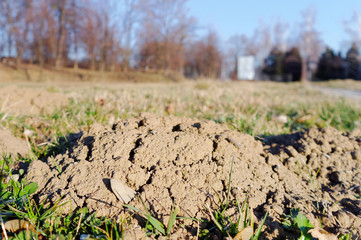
top-left (0, 63), bottom-right (178, 83)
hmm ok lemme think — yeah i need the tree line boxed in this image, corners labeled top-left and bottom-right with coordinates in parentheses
top-left (0, 0), bottom-right (222, 78)
top-left (262, 43), bottom-right (361, 81)
top-left (0, 0), bottom-right (360, 80)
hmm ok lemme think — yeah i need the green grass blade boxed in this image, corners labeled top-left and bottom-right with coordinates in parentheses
top-left (206, 204), bottom-right (223, 232)
top-left (124, 203), bottom-right (166, 235)
top-left (226, 156), bottom-right (235, 208)
top-left (235, 197), bottom-right (242, 231)
top-left (252, 211), bottom-right (268, 240)
top-left (123, 204), bottom-right (147, 216)
top-left (166, 203), bottom-right (178, 236)
top-left (147, 215), bottom-right (165, 235)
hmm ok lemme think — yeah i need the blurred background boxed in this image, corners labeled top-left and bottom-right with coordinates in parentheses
top-left (0, 0), bottom-right (361, 82)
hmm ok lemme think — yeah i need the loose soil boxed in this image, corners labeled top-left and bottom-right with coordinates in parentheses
top-left (0, 128), bottom-right (29, 157)
top-left (26, 114), bottom-right (361, 239)
top-left (0, 85), bottom-right (68, 115)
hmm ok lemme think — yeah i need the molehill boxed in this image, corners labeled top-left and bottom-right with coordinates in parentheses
top-left (26, 113), bottom-right (361, 239)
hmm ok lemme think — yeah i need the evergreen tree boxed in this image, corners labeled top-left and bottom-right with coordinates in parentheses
top-left (263, 47), bottom-right (284, 79)
top-left (333, 53), bottom-right (345, 79)
top-left (345, 43), bottom-right (361, 80)
top-left (316, 47), bottom-right (334, 80)
top-left (283, 47), bottom-right (302, 81)
top-left (316, 47), bottom-right (345, 80)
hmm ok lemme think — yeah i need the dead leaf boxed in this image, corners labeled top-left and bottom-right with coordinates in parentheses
top-left (3, 219), bottom-right (43, 239)
top-left (4, 219), bottom-right (36, 234)
top-left (308, 228), bottom-right (338, 240)
top-left (233, 226), bottom-right (253, 240)
top-left (97, 98), bottom-right (105, 106)
top-left (110, 178), bottom-right (136, 203)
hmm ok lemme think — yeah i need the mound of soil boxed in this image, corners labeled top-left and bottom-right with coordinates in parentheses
top-left (0, 128), bottom-right (29, 157)
top-left (26, 114), bottom-right (361, 239)
top-left (0, 85), bottom-right (68, 115)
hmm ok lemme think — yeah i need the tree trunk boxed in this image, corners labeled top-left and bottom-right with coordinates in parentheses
top-left (55, 0), bottom-right (67, 70)
top-left (123, 49), bottom-right (130, 72)
top-left (90, 53), bottom-right (96, 71)
top-left (73, 48), bottom-right (79, 70)
top-left (38, 35), bottom-right (44, 68)
top-left (16, 55), bottom-right (21, 67)
top-left (15, 41), bottom-right (24, 69)
top-left (301, 59), bottom-right (308, 82)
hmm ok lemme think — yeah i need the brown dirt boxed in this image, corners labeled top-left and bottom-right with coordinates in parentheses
top-left (0, 128), bottom-right (29, 157)
top-left (26, 114), bottom-right (361, 239)
top-left (0, 85), bottom-right (68, 115)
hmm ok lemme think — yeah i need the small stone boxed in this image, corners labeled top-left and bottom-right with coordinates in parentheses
top-left (274, 115), bottom-right (288, 124)
top-left (24, 129), bottom-right (34, 138)
top-left (5, 174), bottom-right (19, 183)
top-left (351, 150), bottom-right (361, 161)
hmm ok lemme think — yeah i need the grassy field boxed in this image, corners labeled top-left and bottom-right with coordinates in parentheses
top-left (1, 79), bottom-right (361, 239)
top-left (6, 80), bottom-right (360, 140)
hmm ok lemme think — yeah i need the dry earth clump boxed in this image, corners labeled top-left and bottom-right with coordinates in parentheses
top-left (0, 128), bottom-right (29, 157)
top-left (26, 114), bottom-right (361, 239)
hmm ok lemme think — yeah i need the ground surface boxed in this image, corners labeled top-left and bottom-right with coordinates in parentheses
top-left (1, 80), bottom-right (361, 239)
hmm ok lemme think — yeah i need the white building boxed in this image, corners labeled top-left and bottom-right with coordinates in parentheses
top-left (237, 56), bottom-right (255, 80)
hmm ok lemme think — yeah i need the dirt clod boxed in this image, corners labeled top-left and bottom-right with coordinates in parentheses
top-left (26, 114), bottom-right (361, 239)
top-left (0, 128), bottom-right (29, 157)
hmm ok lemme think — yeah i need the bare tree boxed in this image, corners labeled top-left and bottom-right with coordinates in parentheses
top-left (185, 30), bottom-right (222, 78)
top-left (297, 7), bottom-right (323, 81)
top-left (119, 0), bottom-right (139, 71)
top-left (68, 0), bottom-right (83, 69)
top-left (256, 20), bottom-right (272, 68)
top-left (1, 0), bottom-right (31, 67)
top-left (27, 0), bottom-right (50, 68)
top-left (273, 19), bottom-right (289, 53)
top-left (137, 0), bottom-right (196, 74)
top-left (80, 6), bottom-right (100, 70)
top-left (53, 0), bottom-right (69, 70)
top-left (344, 11), bottom-right (361, 49)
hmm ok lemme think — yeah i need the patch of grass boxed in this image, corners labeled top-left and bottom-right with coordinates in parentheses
top-left (199, 157), bottom-right (268, 239)
top-left (202, 198), bottom-right (268, 240)
top-left (0, 155), bottom-right (38, 213)
top-left (124, 197), bottom-right (179, 238)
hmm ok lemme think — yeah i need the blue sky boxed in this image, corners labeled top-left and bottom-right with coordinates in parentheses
top-left (187, 0), bottom-right (361, 53)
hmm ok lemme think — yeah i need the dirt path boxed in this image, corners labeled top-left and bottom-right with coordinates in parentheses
top-left (312, 85), bottom-right (361, 100)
